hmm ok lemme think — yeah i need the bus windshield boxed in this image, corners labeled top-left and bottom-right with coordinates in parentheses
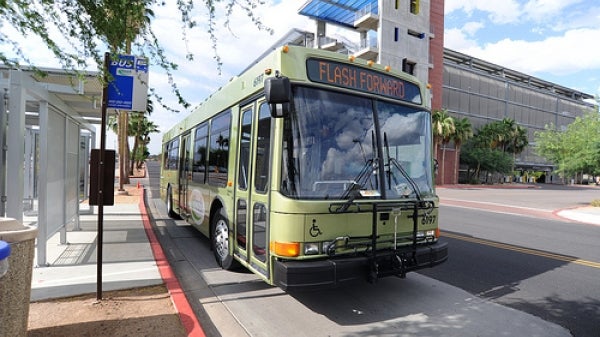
top-left (281, 86), bottom-right (434, 199)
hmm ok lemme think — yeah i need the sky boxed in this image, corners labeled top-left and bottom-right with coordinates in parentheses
top-left (2, 0), bottom-right (600, 155)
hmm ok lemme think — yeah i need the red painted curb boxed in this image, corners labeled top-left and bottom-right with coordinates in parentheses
top-left (138, 186), bottom-right (206, 337)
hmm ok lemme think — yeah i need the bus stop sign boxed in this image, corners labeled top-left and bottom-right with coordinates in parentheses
top-left (107, 54), bottom-right (148, 111)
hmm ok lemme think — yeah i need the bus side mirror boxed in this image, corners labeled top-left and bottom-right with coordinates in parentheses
top-left (265, 76), bottom-right (291, 118)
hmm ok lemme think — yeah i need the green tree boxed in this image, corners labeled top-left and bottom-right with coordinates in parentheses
top-left (495, 118), bottom-right (529, 173)
top-left (507, 123), bottom-right (528, 172)
top-left (432, 109), bottom-right (455, 184)
top-left (535, 112), bottom-right (600, 181)
top-left (130, 100), bottom-right (159, 171)
top-left (451, 117), bottom-right (473, 184)
top-left (460, 139), bottom-right (512, 183)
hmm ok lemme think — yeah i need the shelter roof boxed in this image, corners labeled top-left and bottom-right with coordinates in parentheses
top-left (298, 0), bottom-right (378, 28)
top-left (1, 66), bottom-right (104, 125)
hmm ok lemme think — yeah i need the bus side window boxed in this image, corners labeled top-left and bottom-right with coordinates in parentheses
top-left (167, 139), bottom-right (179, 170)
top-left (208, 110), bottom-right (231, 187)
top-left (162, 143), bottom-right (169, 170)
top-left (238, 108), bottom-right (252, 190)
top-left (254, 103), bottom-right (271, 193)
top-left (193, 123), bottom-right (208, 184)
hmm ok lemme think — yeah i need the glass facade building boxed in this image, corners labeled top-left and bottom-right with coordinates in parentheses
top-left (443, 49), bottom-right (595, 172)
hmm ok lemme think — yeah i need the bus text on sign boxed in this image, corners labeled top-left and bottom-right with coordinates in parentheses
top-left (306, 58), bottom-right (422, 104)
top-left (107, 54), bottom-right (149, 111)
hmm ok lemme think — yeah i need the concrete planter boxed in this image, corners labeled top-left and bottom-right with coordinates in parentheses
top-left (0, 218), bottom-right (38, 337)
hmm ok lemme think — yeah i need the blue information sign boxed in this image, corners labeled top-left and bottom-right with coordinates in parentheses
top-left (107, 54), bottom-right (149, 111)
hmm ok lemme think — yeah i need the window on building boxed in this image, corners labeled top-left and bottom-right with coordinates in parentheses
top-left (410, 0), bottom-right (420, 14)
top-left (408, 29), bottom-right (425, 39)
top-left (403, 58), bottom-right (416, 75)
top-left (394, 27), bottom-right (399, 42)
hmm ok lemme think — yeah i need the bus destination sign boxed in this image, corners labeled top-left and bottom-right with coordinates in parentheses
top-left (306, 58), bottom-right (422, 104)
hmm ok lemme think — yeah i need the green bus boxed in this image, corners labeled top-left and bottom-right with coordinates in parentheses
top-left (161, 45), bottom-right (447, 291)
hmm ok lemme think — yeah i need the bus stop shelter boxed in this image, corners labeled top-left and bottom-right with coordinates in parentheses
top-left (0, 66), bottom-right (103, 266)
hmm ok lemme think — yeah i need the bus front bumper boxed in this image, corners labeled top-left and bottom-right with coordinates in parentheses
top-left (273, 241), bottom-right (448, 292)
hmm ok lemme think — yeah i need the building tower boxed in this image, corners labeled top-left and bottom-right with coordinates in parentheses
top-left (298, 0), bottom-right (444, 111)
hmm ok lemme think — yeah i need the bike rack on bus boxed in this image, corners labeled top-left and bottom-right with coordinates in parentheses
top-left (367, 201), bottom-right (419, 281)
top-left (328, 198), bottom-right (435, 282)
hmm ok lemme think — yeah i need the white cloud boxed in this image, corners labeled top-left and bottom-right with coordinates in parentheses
top-left (444, 0), bottom-right (521, 24)
top-left (445, 0), bottom-right (591, 26)
top-left (443, 27), bottom-right (480, 51)
top-left (522, 0), bottom-right (584, 22)
top-left (462, 21), bottom-right (485, 36)
top-left (461, 28), bottom-right (600, 76)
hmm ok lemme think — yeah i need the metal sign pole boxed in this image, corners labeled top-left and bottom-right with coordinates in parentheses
top-left (96, 52), bottom-right (110, 301)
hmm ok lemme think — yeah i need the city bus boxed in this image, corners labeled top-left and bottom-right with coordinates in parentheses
top-left (160, 45), bottom-right (447, 291)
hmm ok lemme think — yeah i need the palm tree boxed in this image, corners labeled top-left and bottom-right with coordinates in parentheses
top-left (138, 119), bottom-right (159, 167)
top-left (432, 109), bottom-right (455, 184)
top-left (499, 118), bottom-right (517, 152)
top-left (130, 99), bottom-right (154, 174)
top-left (130, 116), bottom-right (159, 169)
top-left (452, 117), bottom-right (473, 184)
top-left (507, 124), bottom-right (529, 173)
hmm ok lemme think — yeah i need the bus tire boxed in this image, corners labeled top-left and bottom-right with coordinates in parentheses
top-left (166, 186), bottom-right (178, 219)
top-left (211, 208), bottom-right (239, 270)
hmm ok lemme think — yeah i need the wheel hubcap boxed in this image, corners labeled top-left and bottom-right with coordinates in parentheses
top-left (214, 220), bottom-right (229, 260)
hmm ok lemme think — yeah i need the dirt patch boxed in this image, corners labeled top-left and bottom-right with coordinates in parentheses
top-left (28, 285), bottom-right (187, 337)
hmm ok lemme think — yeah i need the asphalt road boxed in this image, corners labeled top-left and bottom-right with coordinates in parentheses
top-left (422, 186), bottom-right (600, 337)
top-left (145, 161), bottom-right (595, 336)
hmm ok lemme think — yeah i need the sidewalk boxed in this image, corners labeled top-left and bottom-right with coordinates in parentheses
top-left (30, 196), bottom-right (163, 301)
top-left (31, 180), bottom-right (162, 300)
top-left (556, 206), bottom-right (600, 226)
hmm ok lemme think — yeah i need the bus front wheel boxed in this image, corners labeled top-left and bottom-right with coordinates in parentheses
top-left (211, 209), bottom-right (239, 270)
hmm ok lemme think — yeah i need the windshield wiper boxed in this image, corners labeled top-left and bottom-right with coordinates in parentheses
top-left (384, 132), bottom-right (422, 201)
top-left (329, 159), bottom-right (374, 213)
top-left (330, 157), bottom-right (378, 213)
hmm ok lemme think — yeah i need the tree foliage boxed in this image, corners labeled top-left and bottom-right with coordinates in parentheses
top-left (460, 142), bottom-right (512, 183)
top-left (535, 111), bottom-right (600, 177)
top-left (0, 0), bottom-right (273, 112)
top-left (431, 109), bottom-right (456, 184)
top-left (460, 118), bottom-right (526, 183)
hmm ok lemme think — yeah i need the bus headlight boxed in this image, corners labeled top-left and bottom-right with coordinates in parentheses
top-left (304, 243), bottom-right (319, 255)
top-left (417, 230), bottom-right (437, 242)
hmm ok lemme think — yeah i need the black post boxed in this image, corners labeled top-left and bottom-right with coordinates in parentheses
top-left (96, 52), bottom-right (110, 300)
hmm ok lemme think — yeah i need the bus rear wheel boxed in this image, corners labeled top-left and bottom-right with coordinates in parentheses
top-left (211, 209), bottom-right (239, 270)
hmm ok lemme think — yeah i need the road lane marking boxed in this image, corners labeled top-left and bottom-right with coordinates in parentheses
top-left (441, 198), bottom-right (553, 212)
top-left (443, 231), bottom-right (600, 269)
top-left (439, 198), bottom-right (565, 222)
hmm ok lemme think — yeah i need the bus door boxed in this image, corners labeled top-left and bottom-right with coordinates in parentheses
top-left (235, 101), bottom-right (272, 278)
top-left (179, 132), bottom-right (192, 217)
